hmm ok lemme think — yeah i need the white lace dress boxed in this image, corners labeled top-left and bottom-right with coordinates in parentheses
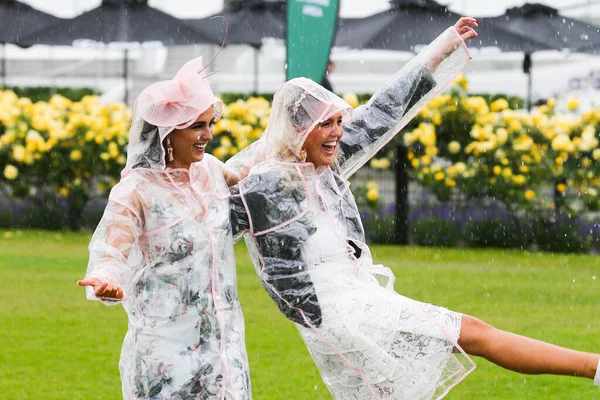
top-left (298, 186), bottom-right (469, 399)
top-left (231, 162), bottom-right (475, 400)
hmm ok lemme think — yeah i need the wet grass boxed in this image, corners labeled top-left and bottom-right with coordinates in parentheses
top-left (0, 230), bottom-right (598, 399)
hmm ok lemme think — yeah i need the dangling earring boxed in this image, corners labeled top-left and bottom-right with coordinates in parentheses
top-left (166, 138), bottom-right (174, 163)
top-left (299, 147), bottom-right (307, 163)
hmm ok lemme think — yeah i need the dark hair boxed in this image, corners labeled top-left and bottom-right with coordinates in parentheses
top-left (131, 121), bottom-right (164, 169)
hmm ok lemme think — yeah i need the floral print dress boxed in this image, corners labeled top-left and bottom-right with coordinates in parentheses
top-left (84, 154), bottom-right (251, 400)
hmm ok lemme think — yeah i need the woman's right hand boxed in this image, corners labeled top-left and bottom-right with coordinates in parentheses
top-left (453, 17), bottom-right (478, 42)
top-left (426, 17), bottom-right (478, 71)
top-left (77, 278), bottom-right (124, 300)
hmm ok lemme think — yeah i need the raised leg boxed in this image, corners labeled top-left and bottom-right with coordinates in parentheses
top-left (458, 315), bottom-right (599, 379)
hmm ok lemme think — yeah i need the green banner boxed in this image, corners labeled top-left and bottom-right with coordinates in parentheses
top-left (286, 0), bottom-right (340, 82)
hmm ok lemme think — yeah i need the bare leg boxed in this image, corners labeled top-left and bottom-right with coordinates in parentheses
top-left (458, 315), bottom-right (599, 379)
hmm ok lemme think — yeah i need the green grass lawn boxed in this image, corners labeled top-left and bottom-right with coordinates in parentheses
top-left (0, 230), bottom-right (599, 399)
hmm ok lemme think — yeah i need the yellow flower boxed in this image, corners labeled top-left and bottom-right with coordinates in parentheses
top-left (366, 181), bottom-right (379, 191)
top-left (100, 152), bottom-right (110, 161)
top-left (366, 188), bottom-right (379, 201)
top-left (221, 137), bottom-right (232, 148)
top-left (418, 106), bottom-right (432, 119)
top-left (370, 159), bottom-right (382, 169)
top-left (582, 157), bottom-right (592, 168)
top-left (537, 105), bottom-right (551, 115)
top-left (512, 135), bottom-right (533, 152)
top-left (512, 175), bottom-right (526, 185)
top-left (244, 112), bottom-right (258, 125)
top-left (259, 116), bottom-right (269, 130)
top-left (369, 158), bottom-right (391, 170)
top-left (342, 93), bottom-right (360, 108)
top-left (49, 94), bottom-right (72, 110)
top-left (213, 146), bottom-right (226, 160)
top-left (476, 140), bottom-right (496, 154)
top-left (593, 148), bottom-right (600, 161)
top-left (425, 146), bottom-right (438, 157)
top-left (59, 187), bottom-right (69, 197)
top-left (502, 168), bottom-right (512, 178)
top-left (448, 141), bottom-right (461, 154)
top-left (566, 97), bottom-right (580, 111)
top-left (421, 155), bottom-right (431, 165)
top-left (546, 97), bottom-right (557, 108)
top-left (556, 183), bottom-right (567, 193)
top-left (500, 157), bottom-right (509, 166)
top-left (418, 123), bottom-right (436, 147)
top-left (496, 128), bottom-right (508, 145)
top-left (452, 73), bottom-right (468, 91)
top-left (108, 141), bottom-right (120, 158)
top-left (551, 134), bottom-right (574, 152)
top-left (454, 162), bottom-right (466, 174)
top-left (445, 178), bottom-right (456, 187)
top-left (117, 155), bottom-right (127, 165)
top-left (525, 190), bottom-right (536, 200)
top-left (519, 165), bottom-right (529, 173)
top-left (578, 125), bottom-right (598, 152)
top-left (70, 150), bottom-right (83, 162)
top-left (476, 112), bottom-right (497, 126)
top-left (490, 98), bottom-right (509, 112)
top-left (508, 119), bottom-right (523, 133)
top-left (12, 144), bottom-right (26, 162)
top-left (434, 171), bottom-right (445, 181)
top-left (3, 164), bottom-right (18, 180)
top-left (428, 93), bottom-right (450, 109)
top-left (0, 130), bottom-right (15, 145)
top-left (555, 156), bottom-right (565, 166)
top-left (493, 165), bottom-right (502, 175)
top-left (411, 158), bottom-right (420, 168)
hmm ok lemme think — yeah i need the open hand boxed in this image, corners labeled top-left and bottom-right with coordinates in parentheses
top-left (223, 165), bottom-right (250, 186)
top-left (77, 278), bottom-right (124, 300)
top-left (454, 17), bottom-right (478, 41)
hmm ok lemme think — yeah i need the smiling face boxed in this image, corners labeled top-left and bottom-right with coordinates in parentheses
top-left (302, 111), bottom-right (344, 168)
top-left (165, 107), bottom-right (215, 169)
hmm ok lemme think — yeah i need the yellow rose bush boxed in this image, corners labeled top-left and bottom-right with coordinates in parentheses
top-left (0, 90), bottom-right (131, 229)
top-left (209, 96), bottom-right (271, 161)
top-left (402, 77), bottom-right (600, 215)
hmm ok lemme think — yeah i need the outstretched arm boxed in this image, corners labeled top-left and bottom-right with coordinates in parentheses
top-left (78, 200), bottom-right (142, 303)
top-left (337, 17), bottom-right (477, 179)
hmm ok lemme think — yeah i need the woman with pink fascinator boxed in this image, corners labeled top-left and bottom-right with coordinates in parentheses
top-left (77, 57), bottom-right (251, 400)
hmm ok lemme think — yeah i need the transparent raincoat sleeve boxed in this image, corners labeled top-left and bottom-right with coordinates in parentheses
top-left (229, 171), bottom-right (322, 328)
top-left (84, 198), bottom-right (143, 304)
top-left (338, 26), bottom-right (471, 179)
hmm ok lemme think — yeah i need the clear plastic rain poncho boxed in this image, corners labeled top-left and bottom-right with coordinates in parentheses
top-left (227, 27), bottom-right (474, 399)
top-left (83, 57), bottom-right (251, 400)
